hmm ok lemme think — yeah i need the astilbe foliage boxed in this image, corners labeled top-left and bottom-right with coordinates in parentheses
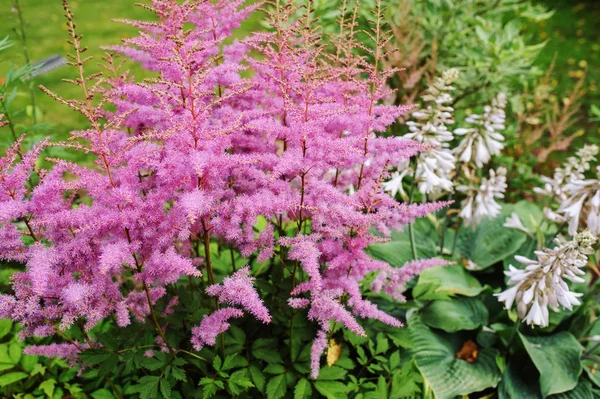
top-left (0, 0), bottom-right (448, 379)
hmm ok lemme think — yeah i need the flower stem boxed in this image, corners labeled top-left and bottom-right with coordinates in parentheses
top-left (407, 160), bottom-right (418, 260)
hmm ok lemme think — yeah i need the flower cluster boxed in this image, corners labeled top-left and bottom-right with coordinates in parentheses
top-left (0, 0), bottom-right (447, 377)
top-left (535, 144), bottom-right (600, 235)
top-left (496, 230), bottom-right (596, 327)
top-left (454, 93), bottom-right (507, 168)
top-left (457, 167), bottom-right (507, 228)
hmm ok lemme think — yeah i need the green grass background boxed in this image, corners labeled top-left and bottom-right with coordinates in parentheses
top-left (0, 0), bottom-right (598, 152)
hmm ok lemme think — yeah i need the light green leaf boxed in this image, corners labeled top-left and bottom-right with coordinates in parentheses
top-left (413, 265), bottom-right (483, 300)
top-left (40, 378), bottom-right (56, 397)
top-left (313, 381), bottom-right (347, 399)
top-left (91, 389), bottom-right (117, 399)
top-left (249, 365), bottom-right (265, 392)
top-left (520, 332), bottom-right (583, 397)
top-left (0, 371), bottom-right (28, 387)
top-left (409, 314), bottom-right (501, 399)
top-left (294, 378), bottom-right (312, 399)
top-left (421, 297), bottom-right (488, 332)
top-left (0, 319), bottom-right (12, 339)
top-left (228, 369), bottom-right (254, 396)
top-left (548, 379), bottom-right (592, 399)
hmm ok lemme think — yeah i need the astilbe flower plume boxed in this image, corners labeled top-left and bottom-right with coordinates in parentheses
top-left (0, 0), bottom-right (448, 378)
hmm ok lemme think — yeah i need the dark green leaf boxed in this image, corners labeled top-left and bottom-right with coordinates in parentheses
top-left (253, 338), bottom-right (283, 364)
top-left (249, 365), bottom-right (266, 392)
top-left (159, 379), bottom-right (172, 399)
top-left (421, 297), bottom-right (489, 332)
top-left (266, 374), bottom-right (287, 399)
top-left (409, 314), bottom-right (501, 399)
top-left (520, 332), bottom-right (583, 397)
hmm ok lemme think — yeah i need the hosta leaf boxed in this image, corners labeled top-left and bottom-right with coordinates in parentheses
top-left (294, 378), bottom-right (312, 399)
top-left (455, 205), bottom-right (527, 270)
top-left (421, 297), bottom-right (488, 332)
top-left (520, 332), bottom-right (583, 397)
top-left (549, 379), bottom-right (593, 399)
top-left (368, 223), bottom-right (437, 268)
top-left (499, 355), bottom-right (542, 399)
top-left (412, 265), bottom-right (483, 300)
top-left (408, 314), bottom-right (501, 399)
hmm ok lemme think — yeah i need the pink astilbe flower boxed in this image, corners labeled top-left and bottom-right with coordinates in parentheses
top-left (206, 266), bottom-right (271, 323)
top-left (0, 0), bottom-right (448, 374)
top-left (372, 258), bottom-right (453, 302)
top-left (191, 308), bottom-right (244, 351)
top-left (24, 342), bottom-right (88, 367)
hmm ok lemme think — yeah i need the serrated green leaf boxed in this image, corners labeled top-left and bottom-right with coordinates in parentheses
top-left (409, 314), bottom-right (501, 399)
top-left (313, 381), bottom-right (347, 399)
top-left (266, 374), bottom-right (287, 399)
top-left (222, 354), bottom-right (248, 371)
top-left (253, 339), bottom-right (283, 364)
top-left (317, 366), bottom-right (347, 381)
top-left (421, 297), bottom-right (488, 332)
top-left (249, 365), bottom-right (265, 392)
top-left (199, 378), bottom-right (223, 399)
top-left (0, 319), bottom-right (12, 339)
top-left (171, 366), bottom-right (186, 382)
top-left (91, 389), bottom-right (116, 399)
top-left (520, 332), bottom-right (583, 397)
top-left (40, 378), bottom-right (56, 397)
top-left (264, 364), bottom-right (285, 374)
top-left (0, 371), bottom-right (28, 387)
top-left (294, 378), bottom-right (312, 399)
top-left (159, 379), bottom-right (171, 399)
top-left (228, 369), bottom-right (254, 396)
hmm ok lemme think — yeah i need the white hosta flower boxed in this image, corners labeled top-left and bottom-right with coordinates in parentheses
top-left (534, 144), bottom-right (599, 199)
top-left (457, 167), bottom-right (507, 228)
top-left (382, 168), bottom-right (410, 198)
top-left (454, 93), bottom-right (507, 168)
top-left (504, 212), bottom-right (532, 236)
top-left (557, 168), bottom-right (600, 235)
top-left (496, 230), bottom-right (597, 327)
top-left (391, 69), bottom-right (459, 197)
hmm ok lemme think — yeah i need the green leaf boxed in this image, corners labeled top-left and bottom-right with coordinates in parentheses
top-left (264, 364), bottom-right (285, 374)
top-left (8, 343), bottom-right (22, 364)
top-left (317, 366), bottom-right (347, 381)
top-left (132, 376), bottom-right (161, 399)
top-left (499, 356), bottom-right (542, 399)
top-left (91, 389), bottom-right (117, 399)
top-left (368, 222), bottom-right (437, 267)
top-left (249, 364), bottom-right (266, 392)
top-left (253, 338), bottom-right (283, 364)
top-left (0, 371), bottom-right (28, 387)
top-left (171, 366), bottom-right (186, 382)
top-left (222, 354), bottom-right (248, 371)
top-left (0, 319), bottom-right (12, 339)
top-left (313, 381), bottom-right (347, 399)
top-left (408, 314), bottom-right (501, 399)
top-left (455, 208), bottom-right (527, 270)
top-left (421, 297), bottom-right (489, 332)
top-left (78, 350), bottom-right (113, 365)
top-left (266, 374), bottom-right (287, 399)
top-left (549, 379), bottom-right (593, 399)
top-left (375, 333), bottom-right (389, 355)
top-left (159, 379), bottom-right (171, 399)
top-left (228, 370), bottom-right (254, 396)
top-left (294, 378), bottom-right (312, 399)
top-left (413, 265), bottom-right (483, 300)
top-left (390, 360), bottom-right (422, 399)
top-left (199, 378), bottom-right (224, 399)
top-left (40, 378), bottom-right (56, 397)
top-left (520, 332), bottom-right (583, 397)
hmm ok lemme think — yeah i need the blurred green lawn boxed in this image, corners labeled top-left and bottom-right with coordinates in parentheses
top-left (0, 0), bottom-right (598, 153)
